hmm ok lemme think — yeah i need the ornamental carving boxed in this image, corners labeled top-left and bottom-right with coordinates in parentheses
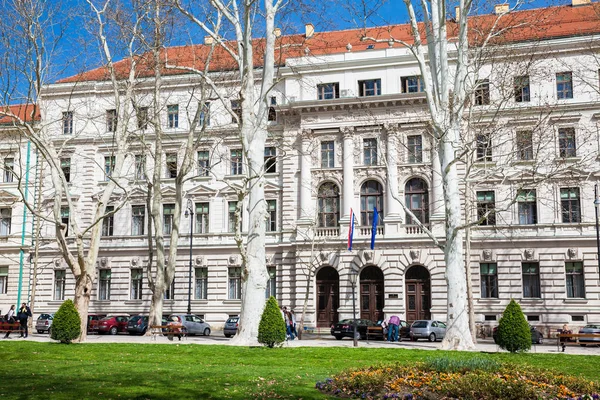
top-left (410, 250), bottom-right (420, 261)
top-left (131, 257), bottom-right (139, 266)
top-left (524, 249), bottom-right (535, 260)
top-left (319, 252), bottom-right (328, 262)
top-left (229, 255), bottom-right (239, 265)
top-left (195, 256), bottom-right (204, 266)
top-left (482, 250), bottom-right (492, 261)
top-left (567, 248), bottom-right (577, 259)
top-left (100, 257), bottom-right (108, 267)
top-left (364, 251), bottom-right (373, 262)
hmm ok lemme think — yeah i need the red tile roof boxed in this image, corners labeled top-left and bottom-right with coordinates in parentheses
top-left (58, 3), bottom-right (600, 84)
top-left (0, 104), bottom-right (40, 125)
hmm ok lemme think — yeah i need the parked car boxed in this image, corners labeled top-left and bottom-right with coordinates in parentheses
top-left (578, 324), bottom-right (600, 346)
top-left (35, 313), bottom-right (54, 334)
top-left (410, 320), bottom-right (447, 342)
top-left (97, 315), bottom-right (130, 335)
top-left (369, 319), bottom-right (411, 341)
top-left (224, 317), bottom-right (239, 338)
top-left (87, 314), bottom-right (106, 333)
top-left (492, 325), bottom-right (544, 345)
top-left (169, 314), bottom-right (211, 336)
top-left (330, 319), bottom-right (375, 340)
top-left (127, 315), bottom-right (169, 335)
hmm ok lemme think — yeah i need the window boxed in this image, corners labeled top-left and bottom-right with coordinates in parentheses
top-left (62, 111), bottom-right (73, 134)
top-left (405, 178), bottom-right (429, 225)
top-left (195, 202), bottom-right (209, 234)
top-left (228, 201), bottom-right (239, 233)
top-left (401, 76), bottom-right (424, 93)
top-left (517, 190), bottom-right (537, 224)
top-left (135, 154), bottom-right (146, 180)
top-left (163, 204), bottom-right (174, 235)
top-left (317, 183), bottom-right (340, 228)
top-left (558, 127), bottom-right (576, 158)
top-left (480, 263), bottom-right (498, 298)
top-left (231, 100), bottom-right (241, 123)
top-left (102, 206), bottom-right (114, 236)
top-left (264, 147), bottom-right (277, 173)
top-left (195, 267), bottom-right (208, 299)
top-left (130, 268), bottom-right (143, 300)
top-left (407, 135), bottom-right (423, 163)
top-left (104, 155), bottom-right (115, 181)
top-left (476, 134), bottom-right (492, 161)
top-left (61, 158), bottom-right (71, 182)
top-left (514, 76), bottom-right (530, 102)
top-left (516, 130), bottom-right (533, 161)
top-left (522, 262), bottom-right (541, 298)
top-left (199, 102), bottom-right (210, 127)
top-left (132, 205), bottom-right (145, 236)
top-left (266, 200), bottom-right (276, 232)
top-left (3, 158), bottom-right (14, 183)
top-left (360, 180), bottom-right (384, 225)
top-left (265, 266), bottom-right (276, 299)
top-left (321, 141), bottom-right (335, 168)
top-left (363, 138), bottom-right (378, 166)
top-left (0, 266), bottom-right (7, 294)
top-left (98, 269), bottom-right (111, 300)
top-left (474, 80), bottom-right (490, 105)
top-left (165, 153), bottom-right (177, 178)
top-left (54, 270), bottom-right (66, 300)
top-left (566, 262), bottom-right (584, 298)
top-left (228, 267), bottom-right (242, 299)
top-left (268, 96), bottom-right (277, 122)
top-left (61, 207), bottom-right (69, 236)
top-left (230, 149), bottom-right (243, 175)
top-left (561, 187), bottom-right (580, 223)
top-left (197, 150), bottom-right (210, 177)
top-left (476, 191), bottom-right (496, 226)
top-left (167, 104), bottom-right (179, 128)
top-left (556, 72), bottom-right (573, 99)
top-left (164, 279), bottom-right (175, 300)
top-left (137, 107), bottom-right (148, 129)
top-left (317, 83), bottom-right (340, 100)
top-left (106, 109), bottom-right (117, 132)
top-left (358, 79), bottom-right (381, 97)
top-left (0, 208), bottom-right (11, 235)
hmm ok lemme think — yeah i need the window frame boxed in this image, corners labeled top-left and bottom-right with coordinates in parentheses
top-left (266, 199), bottom-right (277, 232)
top-left (197, 150), bottom-right (210, 177)
top-left (54, 269), bottom-right (66, 300)
top-left (522, 262), bottom-right (541, 298)
top-left (407, 135), bottom-right (423, 163)
top-left (358, 79), bottom-right (381, 97)
top-left (363, 138), bottom-right (378, 166)
top-left (317, 182), bottom-right (340, 228)
top-left (230, 149), bottom-right (243, 175)
top-left (556, 72), bottom-right (573, 99)
top-left (104, 155), bottom-right (115, 182)
top-left (3, 157), bottom-right (14, 183)
top-left (131, 205), bottom-right (145, 236)
top-left (321, 141), bottom-right (335, 168)
top-left (558, 127), bottom-right (577, 158)
top-left (136, 106), bottom-right (149, 130)
top-left (130, 268), bottom-right (143, 300)
top-left (317, 82), bottom-right (340, 100)
top-left (565, 261), bottom-right (585, 299)
top-left (228, 201), bottom-right (240, 233)
top-left (62, 111), bottom-right (74, 135)
top-left (101, 206), bottom-right (114, 236)
top-left (517, 189), bottom-right (537, 225)
top-left (265, 266), bottom-right (276, 299)
top-left (405, 178), bottom-right (429, 225)
top-left (476, 134), bottom-right (492, 162)
top-left (560, 187), bottom-right (581, 223)
top-left (474, 79), bottom-right (490, 106)
top-left (360, 180), bottom-right (384, 226)
top-left (165, 153), bottom-right (178, 178)
top-left (228, 267), bottom-right (242, 300)
top-left (401, 76), bottom-right (424, 93)
top-left (163, 204), bottom-right (175, 235)
top-left (195, 202), bottom-right (209, 234)
top-left (61, 158), bottom-right (71, 183)
top-left (516, 130), bottom-right (533, 161)
top-left (0, 266), bottom-right (7, 294)
top-left (476, 191), bottom-right (496, 226)
top-left (167, 104), bottom-right (179, 129)
top-left (98, 269), bottom-right (111, 300)
top-left (0, 207), bottom-right (12, 236)
top-left (480, 263), bottom-right (498, 298)
top-left (195, 267), bottom-right (208, 300)
top-left (514, 76), bottom-right (531, 103)
top-left (264, 147), bottom-right (277, 173)
top-left (106, 109), bottom-right (118, 132)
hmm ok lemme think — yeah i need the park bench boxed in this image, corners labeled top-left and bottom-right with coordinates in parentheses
top-left (367, 326), bottom-right (386, 341)
top-left (557, 332), bottom-right (600, 352)
top-left (0, 322), bottom-right (22, 335)
top-left (149, 324), bottom-right (186, 341)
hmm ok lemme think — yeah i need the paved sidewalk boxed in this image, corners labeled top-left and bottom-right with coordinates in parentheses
top-left (6, 331), bottom-right (599, 355)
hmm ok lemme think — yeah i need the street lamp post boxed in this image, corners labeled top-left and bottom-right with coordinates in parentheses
top-left (594, 184), bottom-right (600, 281)
top-left (184, 199), bottom-right (194, 314)
top-left (349, 269), bottom-right (358, 347)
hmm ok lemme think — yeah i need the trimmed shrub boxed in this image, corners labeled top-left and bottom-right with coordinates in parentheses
top-left (258, 296), bottom-right (286, 348)
top-left (496, 299), bottom-right (531, 353)
top-left (50, 299), bottom-right (81, 344)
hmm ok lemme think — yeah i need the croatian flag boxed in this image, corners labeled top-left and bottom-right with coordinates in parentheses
top-left (370, 207), bottom-right (379, 250)
top-left (347, 209), bottom-right (355, 251)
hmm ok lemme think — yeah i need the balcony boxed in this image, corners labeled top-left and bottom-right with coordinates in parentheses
top-left (404, 224), bottom-right (429, 235)
top-left (315, 227), bottom-right (340, 237)
top-left (358, 226), bottom-right (385, 236)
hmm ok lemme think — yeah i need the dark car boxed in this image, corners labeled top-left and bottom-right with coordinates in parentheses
top-left (330, 319), bottom-right (375, 340)
top-left (578, 324), bottom-right (600, 346)
top-left (97, 315), bottom-right (130, 335)
top-left (224, 317), bottom-right (239, 338)
top-left (492, 325), bottom-right (543, 344)
top-left (35, 313), bottom-right (54, 334)
top-left (369, 319), bottom-right (411, 341)
top-left (127, 315), bottom-right (149, 335)
top-left (87, 314), bottom-right (106, 333)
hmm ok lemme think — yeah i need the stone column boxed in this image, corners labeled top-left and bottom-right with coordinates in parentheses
top-left (342, 127), bottom-right (355, 219)
top-left (385, 125), bottom-right (401, 218)
top-left (299, 131), bottom-right (313, 220)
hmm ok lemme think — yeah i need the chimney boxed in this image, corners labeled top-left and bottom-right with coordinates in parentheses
top-left (305, 23), bottom-right (315, 38)
top-left (455, 6), bottom-right (460, 21)
top-left (204, 36), bottom-right (214, 45)
top-left (494, 4), bottom-right (509, 14)
top-left (273, 28), bottom-right (281, 38)
top-left (572, 0), bottom-right (591, 6)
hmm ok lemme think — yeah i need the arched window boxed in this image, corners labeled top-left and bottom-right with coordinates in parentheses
top-left (317, 183), bottom-right (340, 227)
top-left (360, 180), bottom-right (383, 225)
top-left (405, 178), bottom-right (429, 225)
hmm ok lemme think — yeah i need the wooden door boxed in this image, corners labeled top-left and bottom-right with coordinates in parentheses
top-left (359, 266), bottom-right (384, 322)
top-left (316, 267), bottom-right (339, 327)
top-left (405, 279), bottom-right (431, 322)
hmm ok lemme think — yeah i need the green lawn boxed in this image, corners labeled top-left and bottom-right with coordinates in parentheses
top-left (1, 342), bottom-right (599, 399)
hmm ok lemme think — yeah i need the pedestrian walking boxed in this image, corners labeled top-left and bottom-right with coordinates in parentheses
top-left (290, 310), bottom-right (298, 338)
top-left (18, 303), bottom-right (32, 338)
top-left (387, 315), bottom-right (400, 342)
top-left (3, 305), bottom-right (16, 339)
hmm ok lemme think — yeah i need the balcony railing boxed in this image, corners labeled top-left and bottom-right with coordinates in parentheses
top-left (404, 224), bottom-right (429, 235)
top-left (315, 227), bottom-right (340, 237)
top-left (358, 226), bottom-right (385, 236)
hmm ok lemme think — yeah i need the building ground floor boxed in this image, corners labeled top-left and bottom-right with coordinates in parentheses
top-left (1, 236), bottom-right (599, 339)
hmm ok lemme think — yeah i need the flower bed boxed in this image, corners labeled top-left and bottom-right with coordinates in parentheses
top-left (315, 357), bottom-right (600, 400)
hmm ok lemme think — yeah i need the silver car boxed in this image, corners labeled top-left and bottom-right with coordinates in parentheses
top-left (410, 320), bottom-right (446, 342)
top-left (169, 314), bottom-right (211, 336)
top-left (36, 313), bottom-right (54, 334)
top-left (578, 324), bottom-right (600, 346)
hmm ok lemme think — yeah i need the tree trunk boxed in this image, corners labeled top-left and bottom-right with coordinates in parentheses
top-left (73, 272), bottom-right (93, 342)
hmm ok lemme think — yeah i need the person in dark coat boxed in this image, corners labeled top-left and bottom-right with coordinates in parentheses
top-left (17, 303), bottom-right (32, 338)
top-left (3, 305), bottom-right (16, 339)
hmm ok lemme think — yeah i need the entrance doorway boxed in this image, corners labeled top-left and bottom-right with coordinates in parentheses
top-left (405, 265), bottom-right (431, 322)
top-left (316, 267), bottom-right (339, 327)
top-left (359, 266), bottom-right (384, 322)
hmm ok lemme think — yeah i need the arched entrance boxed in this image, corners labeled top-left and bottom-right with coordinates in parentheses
top-left (405, 265), bottom-right (431, 322)
top-left (316, 267), bottom-right (339, 327)
top-left (359, 266), bottom-right (384, 322)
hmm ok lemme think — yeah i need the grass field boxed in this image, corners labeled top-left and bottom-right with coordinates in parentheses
top-left (1, 342), bottom-right (599, 399)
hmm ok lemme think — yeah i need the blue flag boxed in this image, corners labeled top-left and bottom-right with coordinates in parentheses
top-left (370, 207), bottom-right (379, 250)
top-left (348, 209), bottom-right (355, 251)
